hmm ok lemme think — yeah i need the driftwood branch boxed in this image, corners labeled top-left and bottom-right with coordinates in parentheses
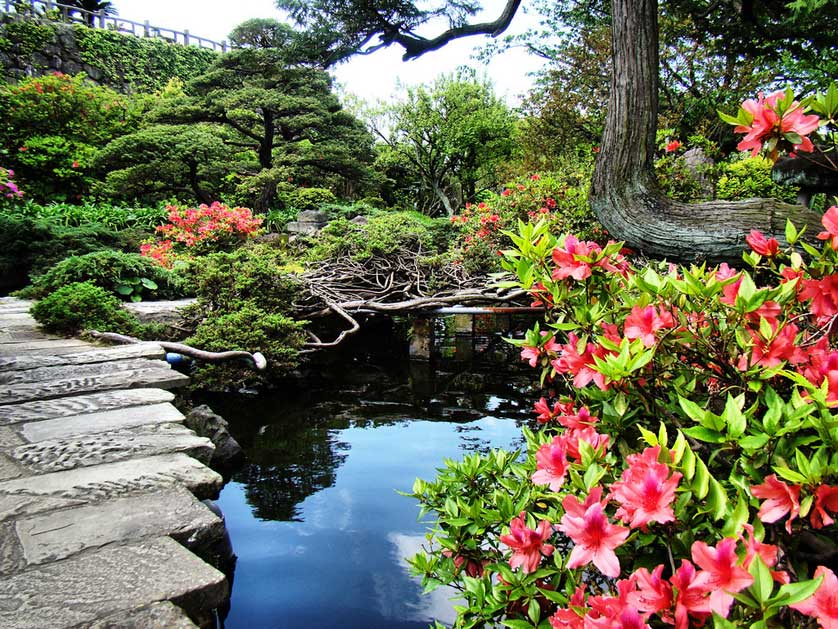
top-left (302, 300), bottom-right (361, 350)
top-left (87, 330), bottom-right (268, 370)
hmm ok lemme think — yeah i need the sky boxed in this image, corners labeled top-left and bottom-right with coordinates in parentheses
top-left (113, 0), bottom-right (546, 106)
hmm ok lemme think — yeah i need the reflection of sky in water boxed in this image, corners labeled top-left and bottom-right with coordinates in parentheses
top-left (217, 416), bottom-right (524, 628)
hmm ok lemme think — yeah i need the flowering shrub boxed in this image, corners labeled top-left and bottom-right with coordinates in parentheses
top-left (408, 212), bottom-right (838, 628)
top-left (0, 167), bottom-right (24, 201)
top-left (140, 202), bottom-right (263, 268)
top-left (720, 83), bottom-right (837, 164)
top-left (449, 166), bottom-right (602, 274)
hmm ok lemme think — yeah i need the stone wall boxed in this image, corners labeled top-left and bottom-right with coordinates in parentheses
top-left (0, 16), bottom-right (217, 92)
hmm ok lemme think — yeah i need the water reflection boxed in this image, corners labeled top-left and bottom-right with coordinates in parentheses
top-left (209, 333), bottom-right (538, 628)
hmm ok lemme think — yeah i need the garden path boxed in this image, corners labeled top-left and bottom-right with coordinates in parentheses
top-left (0, 297), bottom-right (229, 628)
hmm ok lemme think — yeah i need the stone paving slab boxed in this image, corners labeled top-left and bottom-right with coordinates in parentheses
top-left (0, 536), bottom-right (227, 629)
top-left (18, 402), bottom-right (184, 443)
top-left (0, 338), bottom-right (94, 354)
top-left (0, 358), bottom-right (174, 385)
top-left (11, 487), bottom-right (224, 569)
top-left (0, 388), bottom-right (175, 425)
top-left (0, 453), bottom-right (223, 504)
top-left (0, 343), bottom-right (165, 372)
top-left (11, 423), bottom-right (214, 473)
top-left (0, 368), bottom-right (190, 405)
top-left (77, 601), bottom-right (199, 629)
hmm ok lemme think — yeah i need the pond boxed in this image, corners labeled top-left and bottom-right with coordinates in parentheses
top-left (206, 339), bottom-right (538, 629)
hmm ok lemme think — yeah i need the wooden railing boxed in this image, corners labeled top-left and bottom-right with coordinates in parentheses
top-left (1, 0), bottom-right (229, 51)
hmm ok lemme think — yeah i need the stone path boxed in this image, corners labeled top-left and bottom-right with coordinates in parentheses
top-left (0, 297), bottom-right (229, 628)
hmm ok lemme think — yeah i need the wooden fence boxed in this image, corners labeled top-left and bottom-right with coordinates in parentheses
top-left (1, 0), bottom-right (229, 51)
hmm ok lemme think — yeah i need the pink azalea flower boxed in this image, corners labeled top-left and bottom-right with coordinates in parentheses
top-left (499, 512), bottom-right (555, 574)
top-left (751, 474), bottom-right (801, 533)
top-left (564, 426), bottom-right (610, 461)
top-left (556, 404), bottom-right (598, 430)
top-left (799, 274), bottom-right (838, 325)
top-left (552, 236), bottom-right (603, 281)
top-left (532, 436), bottom-right (570, 491)
top-left (741, 523), bottom-right (788, 584)
top-left (623, 305), bottom-right (675, 348)
top-left (563, 487), bottom-right (604, 518)
top-left (734, 90), bottom-right (820, 157)
top-left (715, 263), bottom-right (742, 306)
top-left (586, 579), bottom-right (643, 628)
top-left (610, 446), bottom-right (682, 529)
top-left (559, 497), bottom-right (629, 578)
top-left (745, 230), bottom-right (780, 257)
top-left (552, 333), bottom-right (602, 389)
top-left (521, 345), bottom-right (541, 367)
top-left (799, 337), bottom-right (838, 405)
top-left (812, 485), bottom-right (838, 529)
top-left (691, 538), bottom-right (754, 616)
top-left (818, 206), bottom-right (838, 250)
top-left (628, 564), bottom-right (673, 619)
top-left (670, 560), bottom-right (711, 629)
top-left (736, 323), bottom-right (805, 370)
top-left (790, 566), bottom-right (838, 629)
top-left (534, 397), bottom-right (570, 423)
top-left (549, 586), bottom-right (587, 629)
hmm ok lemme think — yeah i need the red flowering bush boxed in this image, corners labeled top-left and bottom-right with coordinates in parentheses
top-left (408, 211), bottom-right (838, 628)
top-left (141, 202), bottom-right (263, 268)
top-left (449, 166), bottom-right (603, 274)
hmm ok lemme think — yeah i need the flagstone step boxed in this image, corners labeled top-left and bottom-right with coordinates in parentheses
top-left (0, 343), bottom-right (164, 372)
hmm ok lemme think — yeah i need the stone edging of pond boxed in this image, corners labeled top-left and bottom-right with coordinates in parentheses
top-left (0, 297), bottom-right (232, 629)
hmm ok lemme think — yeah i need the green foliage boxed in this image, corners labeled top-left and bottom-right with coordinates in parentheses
top-left (369, 69), bottom-right (518, 216)
top-left (21, 250), bottom-right (186, 300)
top-left (30, 281), bottom-right (141, 335)
top-left (184, 304), bottom-right (306, 390)
top-left (308, 211), bottom-right (451, 261)
top-left (0, 72), bottom-right (136, 201)
top-left (181, 244), bottom-right (305, 389)
top-left (94, 123), bottom-right (232, 205)
top-left (71, 25), bottom-right (218, 92)
top-left (717, 155), bottom-right (797, 202)
top-left (185, 245), bottom-right (300, 314)
top-left (289, 187), bottom-right (337, 212)
top-left (6, 200), bottom-right (168, 230)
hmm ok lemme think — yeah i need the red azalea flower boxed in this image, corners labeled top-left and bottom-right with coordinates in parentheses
top-left (799, 274), bottom-right (838, 325)
top-left (670, 560), bottom-right (711, 629)
top-left (818, 206), bottom-right (838, 250)
top-left (751, 474), bottom-right (801, 533)
top-left (623, 305), bottom-right (676, 347)
top-left (745, 230), bottom-right (780, 256)
top-left (812, 485), bottom-right (838, 528)
top-left (499, 512), bottom-right (554, 573)
top-left (665, 140), bottom-right (682, 153)
top-left (628, 564), bottom-right (673, 619)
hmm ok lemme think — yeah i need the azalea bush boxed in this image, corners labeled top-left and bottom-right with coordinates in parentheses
top-left (720, 83), bottom-right (837, 166)
top-left (449, 167), bottom-right (602, 274)
top-left (408, 212), bottom-right (838, 628)
top-left (140, 202), bottom-right (263, 268)
top-left (0, 166), bottom-right (24, 202)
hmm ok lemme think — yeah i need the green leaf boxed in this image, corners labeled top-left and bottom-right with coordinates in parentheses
top-left (767, 575), bottom-right (823, 608)
top-left (712, 612), bottom-right (737, 629)
top-left (749, 555), bottom-right (774, 604)
top-left (708, 478), bottom-right (728, 520)
top-left (140, 277), bottom-right (158, 290)
top-left (115, 284), bottom-right (133, 295)
top-left (683, 426), bottom-right (726, 443)
top-left (738, 434), bottom-right (770, 450)
top-left (502, 620), bottom-right (535, 629)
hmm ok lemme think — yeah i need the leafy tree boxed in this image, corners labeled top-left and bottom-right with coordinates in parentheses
top-left (157, 45), bottom-right (375, 210)
top-left (94, 124), bottom-right (231, 204)
top-left (0, 72), bottom-right (137, 201)
top-left (369, 70), bottom-right (517, 216)
top-left (66, 0), bottom-right (117, 27)
top-left (278, 0), bottom-right (832, 260)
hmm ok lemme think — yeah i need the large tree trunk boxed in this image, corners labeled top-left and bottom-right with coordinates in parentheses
top-left (589, 0), bottom-right (822, 262)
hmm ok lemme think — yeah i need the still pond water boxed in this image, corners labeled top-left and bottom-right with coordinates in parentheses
top-left (209, 355), bottom-right (536, 629)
